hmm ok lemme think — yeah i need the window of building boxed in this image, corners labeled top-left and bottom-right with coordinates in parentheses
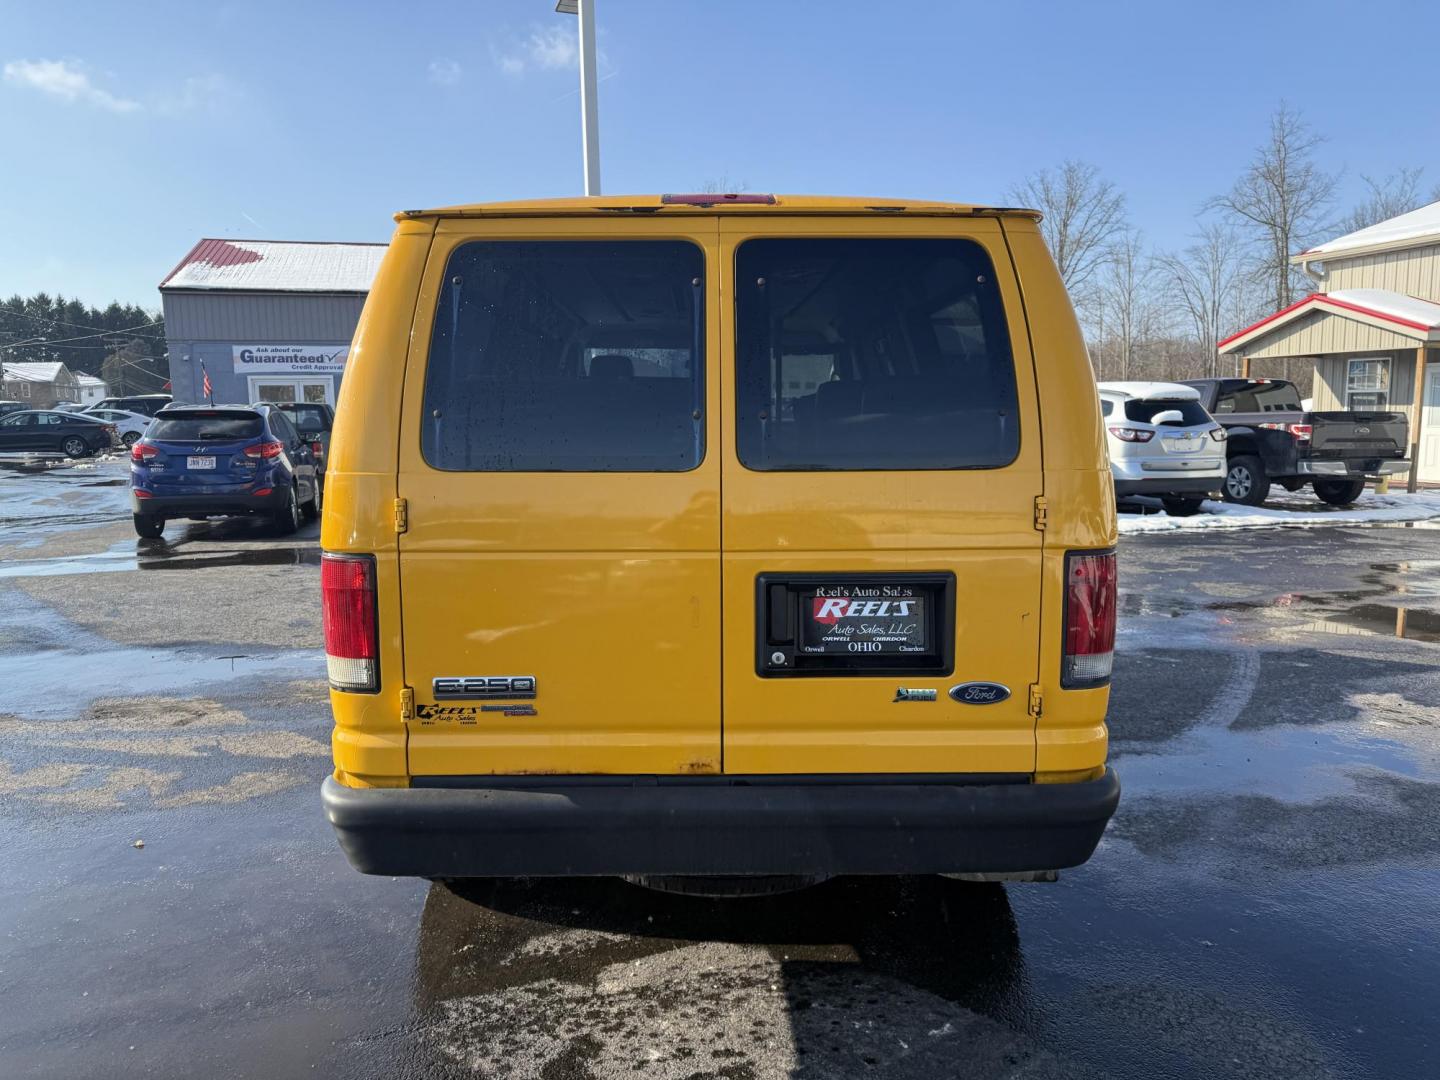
top-left (1346, 357), bottom-right (1390, 410)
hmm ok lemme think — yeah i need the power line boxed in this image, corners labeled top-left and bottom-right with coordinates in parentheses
top-left (0, 319), bottom-right (165, 353)
top-left (109, 355), bottom-right (170, 388)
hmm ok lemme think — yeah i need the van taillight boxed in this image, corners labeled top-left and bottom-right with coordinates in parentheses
top-left (1062, 550), bottom-right (1116, 689)
top-left (322, 553), bottom-right (378, 692)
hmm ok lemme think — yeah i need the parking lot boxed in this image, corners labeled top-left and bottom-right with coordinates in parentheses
top-left (1, 455), bottom-right (1437, 1079)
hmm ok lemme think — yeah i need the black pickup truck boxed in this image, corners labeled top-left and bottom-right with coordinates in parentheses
top-left (1181, 379), bottom-right (1409, 506)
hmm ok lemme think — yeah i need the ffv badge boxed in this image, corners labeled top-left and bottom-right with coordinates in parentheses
top-left (949, 682), bottom-right (1011, 705)
top-left (893, 687), bottom-right (938, 702)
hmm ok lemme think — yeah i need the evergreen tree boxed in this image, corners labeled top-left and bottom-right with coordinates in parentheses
top-left (0, 292), bottom-right (165, 382)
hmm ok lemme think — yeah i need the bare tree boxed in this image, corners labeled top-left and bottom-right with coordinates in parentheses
top-left (696, 176), bottom-right (749, 194)
top-left (1095, 229), bottom-right (1158, 382)
top-left (1010, 161), bottom-right (1127, 304)
top-left (1209, 102), bottom-right (1336, 313)
top-left (1156, 224), bottom-right (1246, 379)
top-left (1337, 167), bottom-right (1440, 234)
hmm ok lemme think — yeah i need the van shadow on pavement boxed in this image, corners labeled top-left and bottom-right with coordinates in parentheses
top-left (407, 875), bottom-right (1058, 1078)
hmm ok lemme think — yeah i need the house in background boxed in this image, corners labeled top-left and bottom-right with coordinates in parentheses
top-left (1219, 200), bottom-right (1440, 486)
top-left (0, 361), bottom-right (81, 408)
top-left (75, 373), bottom-right (108, 405)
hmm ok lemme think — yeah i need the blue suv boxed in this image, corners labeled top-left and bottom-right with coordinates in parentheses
top-left (130, 404), bottom-right (321, 539)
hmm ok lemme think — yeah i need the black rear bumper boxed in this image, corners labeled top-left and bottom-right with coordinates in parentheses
top-left (321, 770), bottom-right (1121, 878)
top-left (132, 488), bottom-right (286, 517)
top-left (1114, 477), bottom-right (1220, 498)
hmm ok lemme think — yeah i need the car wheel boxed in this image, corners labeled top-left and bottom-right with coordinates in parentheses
top-left (122, 431), bottom-right (140, 448)
top-left (61, 436), bottom-right (89, 458)
top-left (1313, 478), bottom-right (1366, 506)
top-left (1222, 455), bottom-right (1270, 506)
top-left (1161, 496), bottom-right (1205, 517)
top-left (273, 485), bottom-right (301, 535)
top-left (303, 477), bottom-right (322, 521)
top-left (133, 514), bottom-right (165, 539)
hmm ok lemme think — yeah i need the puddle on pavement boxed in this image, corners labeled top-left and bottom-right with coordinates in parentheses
top-left (1118, 559), bottom-right (1440, 646)
top-left (1113, 690), bottom-right (1440, 803)
top-left (1, 640), bottom-right (323, 719)
top-left (0, 589), bottom-right (327, 811)
top-left (0, 541), bottom-right (321, 578)
top-left (0, 589), bottom-right (322, 719)
top-left (1290, 604), bottom-right (1440, 644)
top-left (0, 457), bottom-right (131, 543)
top-left (136, 545), bottom-right (322, 571)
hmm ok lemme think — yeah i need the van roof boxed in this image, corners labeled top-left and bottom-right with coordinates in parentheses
top-left (397, 195), bottom-right (1042, 221)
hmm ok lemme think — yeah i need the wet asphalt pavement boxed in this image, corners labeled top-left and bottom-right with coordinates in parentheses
top-left (1, 456), bottom-right (1438, 1079)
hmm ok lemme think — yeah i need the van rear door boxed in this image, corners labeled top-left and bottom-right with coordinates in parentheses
top-left (718, 217), bottom-right (1044, 774)
top-left (396, 218), bottom-right (722, 777)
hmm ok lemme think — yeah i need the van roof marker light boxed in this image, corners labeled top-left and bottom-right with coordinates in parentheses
top-left (661, 193), bottom-right (778, 206)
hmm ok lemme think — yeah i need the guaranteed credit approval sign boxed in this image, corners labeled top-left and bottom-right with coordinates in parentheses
top-left (232, 344), bottom-right (348, 374)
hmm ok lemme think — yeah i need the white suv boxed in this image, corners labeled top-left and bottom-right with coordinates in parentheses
top-left (1098, 381), bottom-right (1226, 516)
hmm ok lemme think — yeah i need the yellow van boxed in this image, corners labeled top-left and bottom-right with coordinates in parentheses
top-left (320, 194), bottom-right (1119, 884)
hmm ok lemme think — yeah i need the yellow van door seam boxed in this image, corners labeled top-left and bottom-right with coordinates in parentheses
top-left (997, 218), bottom-right (1046, 773)
top-left (393, 222), bottom-right (438, 756)
top-left (714, 213), bottom-right (726, 774)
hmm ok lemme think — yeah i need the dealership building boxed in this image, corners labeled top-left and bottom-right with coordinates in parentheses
top-left (159, 239), bottom-right (388, 407)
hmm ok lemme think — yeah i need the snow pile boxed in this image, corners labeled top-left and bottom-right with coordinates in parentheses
top-left (1119, 489), bottom-right (1440, 534)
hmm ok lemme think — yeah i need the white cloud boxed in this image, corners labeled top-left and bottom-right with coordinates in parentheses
top-left (428, 58), bottom-right (462, 86)
top-left (495, 25), bottom-right (580, 75)
top-left (3, 58), bottom-right (140, 113)
top-left (528, 26), bottom-right (577, 70)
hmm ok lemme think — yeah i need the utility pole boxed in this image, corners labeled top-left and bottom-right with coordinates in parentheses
top-left (555, 0), bottom-right (601, 195)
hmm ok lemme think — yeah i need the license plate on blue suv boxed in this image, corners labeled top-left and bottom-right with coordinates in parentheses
top-left (186, 455), bottom-right (216, 470)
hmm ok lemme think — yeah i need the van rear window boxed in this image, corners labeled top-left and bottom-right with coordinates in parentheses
top-left (734, 238), bottom-right (1020, 471)
top-left (421, 241), bottom-right (705, 472)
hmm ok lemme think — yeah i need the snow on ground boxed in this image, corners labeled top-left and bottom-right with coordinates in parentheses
top-left (1119, 489), bottom-right (1440, 534)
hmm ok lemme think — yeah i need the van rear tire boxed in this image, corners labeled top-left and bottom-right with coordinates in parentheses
top-left (623, 874), bottom-right (825, 897)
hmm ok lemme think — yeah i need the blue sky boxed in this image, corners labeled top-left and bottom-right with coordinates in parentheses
top-left (2, 0), bottom-right (1437, 308)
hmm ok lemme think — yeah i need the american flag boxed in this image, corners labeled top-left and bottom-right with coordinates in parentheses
top-left (200, 361), bottom-right (212, 402)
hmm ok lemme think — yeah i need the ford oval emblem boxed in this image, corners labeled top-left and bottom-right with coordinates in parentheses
top-left (949, 682), bottom-right (1011, 705)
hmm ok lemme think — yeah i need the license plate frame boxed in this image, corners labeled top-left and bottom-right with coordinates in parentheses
top-left (756, 572), bottom-right (956, 678)
top-left (186, 455), bottom-right (216, 470)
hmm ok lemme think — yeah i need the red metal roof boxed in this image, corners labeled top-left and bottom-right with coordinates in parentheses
top-left (159, 238), bottom-right (388, 293)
